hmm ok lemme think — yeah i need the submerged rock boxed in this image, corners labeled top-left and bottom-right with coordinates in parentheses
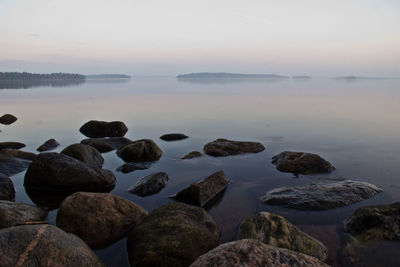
top-left (344, 201), bottom-right (400, 241)
top-left (203, 138), bottom-right (265, 157)
top-left (79, 120), bottom-right (128, 138)
top-left (57, 192), bottom-right (147, 249)
top-left (190, 239), bottom-right (329, 267)
top-left (0, 142), bottom-right (26, 150)
top-left (160, 133), bottom-right (188, 141)
top-left (0, 200), bottom-right (48, 229)
top-left (261, 180), bottom-right (382, 210)
top-left (81, 137), bottom-right (133, 153)
top-left (127, 202), bottom-right (221, 267)
top-left (235, 211), bottom-right (327, 261)
top-left (129, 172), bottom-right (169, 197)
top-left (116, 162), bottom-right (151, 173)
top-left (0, 174), bottom-right (15, 201)
top-left (0, 148), bottom-right (36, 161)
top-left (61, 143), bottom-right (104, 168)
top-left (117, 139), bottom-right (162, 162)
top-left (37, 138), bottom-right (60, 152)
top-left (271, 151), bottom-right (335, 175)
top-left (0, 225), bottom-right (104, 267)
top-left (173, 170), bottom-right (230, 206)
top-left (182, 151), bottom-right (202, 159)
top-left (0, 114), bottom-right (17, 125)
top-left (0, 153), bottom-right (31, 176)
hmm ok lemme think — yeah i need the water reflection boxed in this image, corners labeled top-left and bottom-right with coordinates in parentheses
top-left (0, 79), bottom-right (85, 89)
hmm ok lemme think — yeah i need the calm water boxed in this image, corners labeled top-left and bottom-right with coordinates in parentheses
top-left (1, 77), bottom-right (400, 266)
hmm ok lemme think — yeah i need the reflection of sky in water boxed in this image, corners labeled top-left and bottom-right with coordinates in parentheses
top-left (1, 77), bottom-right (400, 266)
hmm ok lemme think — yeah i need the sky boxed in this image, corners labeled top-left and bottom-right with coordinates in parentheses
top-left (0, 0), bottom-right (399, 76)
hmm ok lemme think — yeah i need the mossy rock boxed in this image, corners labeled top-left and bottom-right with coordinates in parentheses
top-left (117, 139), bottom-right (162, 162)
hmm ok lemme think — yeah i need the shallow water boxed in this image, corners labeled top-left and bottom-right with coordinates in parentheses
top-left (1, 77), bottom-right (400, 266)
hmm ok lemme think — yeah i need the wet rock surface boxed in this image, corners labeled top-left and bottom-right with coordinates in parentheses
top-left (203, 138), bottom-right (265, 157)
top-left (182, 151), bottom-right (202, 159)
top-left (0, 200), bottom-right (48, 229)
top-left (261, 180), bottom-right (382, 210)
top-left (0, 148), bottom-right (36, 161)
top-left (0, 224), bottom-right (104, 267)
top-left (235, 211), bottom-right (328, 260)
top-left (79, 120), bottom-right (128, 138)
top-left (37, 138), bottom-right (60, 152)
top-left (117, 139), bottom-right (162, 162)
top-left (173, 170), bottom-right (230, 206)
top-left (129, 172), bottom-right (169, 197)
top-left (61, 143), bottom-right (104, 168)
top-left (0, 142), bottom-right (26, 150)
top-left (57, 192), bottom-right (147, 249)
top-left (272, 151), bottom-right (335, 175)
top-left (160, 133), bottom-right (188, 141)
top-left (0, 153), bottom-right (31, 176)
top-left (0, 174), bottom-right (15, 201)
top-left (127, 202), bottom-right (221, 267)
top-left (116, 162), bottom-right (151, 173)
top-left (190, 239), bottom-right (329, 267)
top-left (0, 114), bottom-right (17, 125)
top-left (81, 137), bottom-right (133, 153)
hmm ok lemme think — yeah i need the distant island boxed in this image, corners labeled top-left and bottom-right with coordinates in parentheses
top-left (85, 74), bottom-right (131, 79)
top-left (0, 72), bottom-right (85, 81)
top-left (292, 76), bottom-right (312, 79)
top-left (177, 72), bottom-right (289, 79)
top-left (334, 76), bottom-right (388, 80)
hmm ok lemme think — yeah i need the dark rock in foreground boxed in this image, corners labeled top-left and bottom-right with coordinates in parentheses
top-left (344, 202), bottom-right (400, 241)
top-left (117, 139), bottom-right (162, 162)
top-left (0, 148), bottom-right (36, 161)
top-left (262, 180), bottom-right (382, 210)
top-left (37, 138), bottom-right (60, 152)
top-left (116, 162), bottom-right (151, 173)
top-left (129, 172), bottom-right (169, 197)
top-left (272, 151), bottom-right (335, 175)
top-left (182, 151), bottom-right (202, 159)
top-left (190, 239), bottom-right (329, 267)
top-left (0, 200), bottom-right (48, 229)
top-left (81, 137), bottom-right (133, 153)
top-left (0, 142), bottom-right (26, 150)
top-left (79, 120), bottom-right (128, 138)
top-left (0, 153), bottom-right (31, 176)
top-left (0, 225), bottom-right (104, 267)
top-left (173, 170), bottom-right (230, 206)
top-left (203, 138), bottom-right (265, 157)
top-left (61, 143), bottom-right (104, 168)
top-left (57, 192), bottom-right (147, 249)
top-left (0, 114), bottom-right (17, 125)
top-left (235, 211), bottom-right (327, 261)
top-left (160, 133), bottom-right (188, 141)
top-left (0, 174), bottom-right (15, 201)
top-left (127, 202), bottom-right (221, 267)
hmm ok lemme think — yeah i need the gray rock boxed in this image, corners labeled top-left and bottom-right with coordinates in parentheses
top-left (81, 137), bottom-right (133, 152)
top-left (190, 239), bottom-right (329, 267)
top-left (79, 120), bottom-right (128, 138)
top-left (0, 148), bottom-right (36, 161)
top-left (61, 143), bottom-right (104, 168)
top-left (160, 133), bottom-right (188, 141)
top-left (57, 192), bottom-right (147, 249)
top-left (127, 202), bottom-right (221, 267)
top-left (0, 200), bottom-right (48, 229)
top-left (0, 142), bottom-right (26, 150)
top-left (262, 180), bottom-right (382, 210)
top-left (0, 174), bottom-right (15, 201)
top-left (0, 114), bottom-right (17, 125)
top-left (0, 153), bottom-right (31, 176)
top-left (117, 139), bottom-right (162, 162)
top-left (37, 138), bottom-right (60, 152)
top-left (203, 138), bottom-right (265, 157)
top-left (116, 162), bottom-right (151, 173)
top-left (0, 225), bottom-right (104, 267)
top-left (129, 172), bottom-right (169, 197)
top-left (182, 151), bottom-right (202, 159)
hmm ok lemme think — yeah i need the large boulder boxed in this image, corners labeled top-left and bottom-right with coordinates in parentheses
top-left (79, 120), bottom-right (128, 138)
top-left (0, 114), bottom-right (17, 125)
top-left (261, 180), bottom-right (382, 210)
top-left (0, 148), bottom-right (36, 161)
top-left (117, 139), bottom-right (162, 162)
top-left (173, 170), bottom-right (230, 206)
top-left (160, 133), bottom-right (188, 141)
top-left (271, 151), bottom-right (335, 175)
top-left (0, 153), bottom-right (31, 176)
top-left (0, 142), bottom-right (26, 150)
top-left (129, 172), bottom-right (169, 197)
top-left (127, 202), bottom-right (221, 267)
top-left (81, 137), bottom-right (133, 153)
top-left (0, 174), bottom-right (15, 201)
top-left (24, 152), bottom-right (116, 192)
top-left (0, 225), bottom-right (104, 266)
top-left (0, 200), bottom-right (48, 229)
top-left (344, 202), bottom-right (400, 241)
top-left (61, 143), bottom-right (104, 168)
top-left (203, 138), bottom-right (265, 157)
top-left (57, 192), bottom-right (147, 249)
top-left (190, 239), bottom-right (329, 267)
top-left (37, 138), bottom-right (60, 152)
top-left (235, 212), bottom-right (327, 261)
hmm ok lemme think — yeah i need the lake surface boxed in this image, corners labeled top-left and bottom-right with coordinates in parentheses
top-left (1, 77), bottom-right (400, 266)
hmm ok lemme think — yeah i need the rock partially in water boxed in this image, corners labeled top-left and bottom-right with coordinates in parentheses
top-left (37, 138), bottom-right (60, 152)
top-left (182, 151), bottom-right (202, 159)
top-left (79, 120), bottom-right (128, 138)
top-left (81, 137), bottom-right (133, 153)
top-left (190, 239), bottom-right (329, 267)
top-left (160, 133), bottom-right (188, 141)
top-left (116, 162), bottom-right (151, 173)
top-left (0, 148), bottom-right (36, 161)
top-left (344, 201), bottom-right (400, 241)
top-left (0, 153), bottom-right (31, 176)
top-left (127, 202), bottom-right (221, 267)
top-left (129, 172), bottom-right (169, 197)
top-left (57, 192), bottom-right (147, 249)
top-left (173, 170), bottom-right (230, 206)
top-left (0, 142), bottom-right (26, 150)
top-left (0, 225), bottom-right (104, 267)
top-left (261, 180), bottom-right (382, 210)
top-left (117, 139), bottom-right (162, 162)
top-left (235, 211), bottom-right (328, 261)
top-left (0, 114), bottom-right (17, 125)
top-left (24, 152), bottom-right (116, 192)
top-left (0, 200), bottom-right (48, 229)
top-left (0, 174), bottom-right (15, 201)
top-left (271, 151), bottom-right (335, 175)
top-left (61, 143), bottom-right (104, 168)
top-left (203, 138), bottom-right (265, 157)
